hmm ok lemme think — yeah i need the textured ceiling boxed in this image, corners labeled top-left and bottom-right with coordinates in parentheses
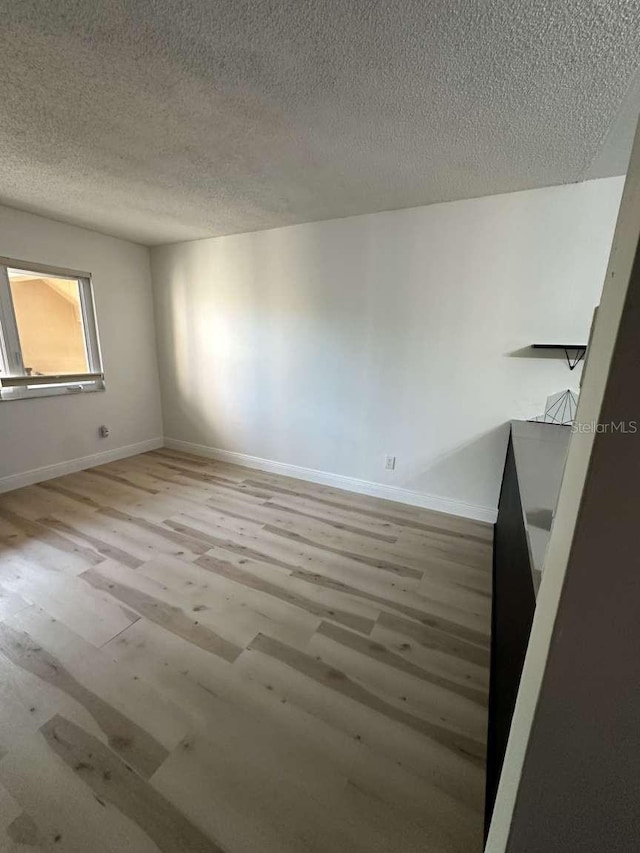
top-left (0, 1), bottom-right (639, 246)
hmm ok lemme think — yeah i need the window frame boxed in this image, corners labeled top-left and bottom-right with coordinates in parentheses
top-left (0, 256), bottom-right (105, 401)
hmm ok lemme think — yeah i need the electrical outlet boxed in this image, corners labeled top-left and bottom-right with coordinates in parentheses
top-left (98, 425), bottom-right (110, 438)
top-left (384, 455), bottom-right (396, 471)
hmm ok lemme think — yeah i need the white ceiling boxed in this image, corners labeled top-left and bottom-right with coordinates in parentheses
top-left (0, 0), bottom-right (639, 246)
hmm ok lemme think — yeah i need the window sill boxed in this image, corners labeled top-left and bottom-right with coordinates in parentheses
top-left (0, 380), bottom-right (105, 401)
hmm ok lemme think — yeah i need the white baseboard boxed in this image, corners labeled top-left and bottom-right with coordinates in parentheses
top-left (0, 437), bottom-right (164, 494)
top-left (0, 434), bottom-right (497, 523)
top-left (163, 437), bottom-right (497, 524)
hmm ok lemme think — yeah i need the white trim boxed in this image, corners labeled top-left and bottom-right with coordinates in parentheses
top-left (0, 256), bottom-right (92, 279)
top-left (0, 381), bottom-right (105, 401)
top-left (0, 437), bottom-right (164, 494)
top-left (163, 437), bottom-right (497, 523)
top-left (0, 433), bottom-right (498, 522)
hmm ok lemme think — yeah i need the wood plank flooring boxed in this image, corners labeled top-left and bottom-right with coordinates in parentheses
top-left (0, 449), bottom-right (492, 852)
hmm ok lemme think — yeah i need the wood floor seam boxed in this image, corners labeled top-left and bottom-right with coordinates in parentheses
top-left (0, 449), bottom-right (491, 853)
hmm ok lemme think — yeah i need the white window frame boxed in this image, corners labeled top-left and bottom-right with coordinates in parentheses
top-left (0, 257), bottom-right (105, 401)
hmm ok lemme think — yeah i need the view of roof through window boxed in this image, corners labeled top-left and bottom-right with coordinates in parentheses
top-left (7, 268), bottom-right (89, 376)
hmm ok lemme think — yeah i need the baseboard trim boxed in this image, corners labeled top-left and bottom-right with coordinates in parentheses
top-left (163, 437), bottom-right (498, 523)
top-left (0, 435), bottom-right (497, 522)
top-left (0, 437), bottom-right (164, 494)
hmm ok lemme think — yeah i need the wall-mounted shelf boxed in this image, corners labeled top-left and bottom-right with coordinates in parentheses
top-left (531, 344), bottom-right (587, 371)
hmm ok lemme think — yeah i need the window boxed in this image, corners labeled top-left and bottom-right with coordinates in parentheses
top-left (0, 257), bottom-right (104, 400)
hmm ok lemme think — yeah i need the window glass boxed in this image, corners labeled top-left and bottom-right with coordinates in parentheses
top-left (7, 268), bottom-right (89, 376)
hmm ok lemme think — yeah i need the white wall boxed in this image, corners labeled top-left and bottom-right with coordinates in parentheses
top-left (0, 205), bottom-right (163, 489)
top-left (151, 177), bottom-right (624, 521)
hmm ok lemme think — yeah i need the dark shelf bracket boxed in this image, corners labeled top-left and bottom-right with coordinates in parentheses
top-left (562, 347), bottom-right (586, 370)
top-left (531, 344), bottom-right (587, 371)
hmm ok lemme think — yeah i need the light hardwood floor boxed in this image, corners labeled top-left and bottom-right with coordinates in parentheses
top-left (0, 449), bottom-right (492, 852)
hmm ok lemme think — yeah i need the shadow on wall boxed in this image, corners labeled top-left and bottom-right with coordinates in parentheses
top-left (160, 251), bottom-right (511, 513)
top-left (403, 425), bottom-right (511, 509)
top-left (507, 347), bottom-right (562, 361)
top-left (164, 273), bottom-right (233, 449)
top-left (158, 224), bottom-right (521, 515)
top-left (160, 229), bottom-right (380, 465)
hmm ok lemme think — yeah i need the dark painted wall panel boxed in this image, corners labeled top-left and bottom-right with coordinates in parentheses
top-left (485, 434), bottom-right (536, 838)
